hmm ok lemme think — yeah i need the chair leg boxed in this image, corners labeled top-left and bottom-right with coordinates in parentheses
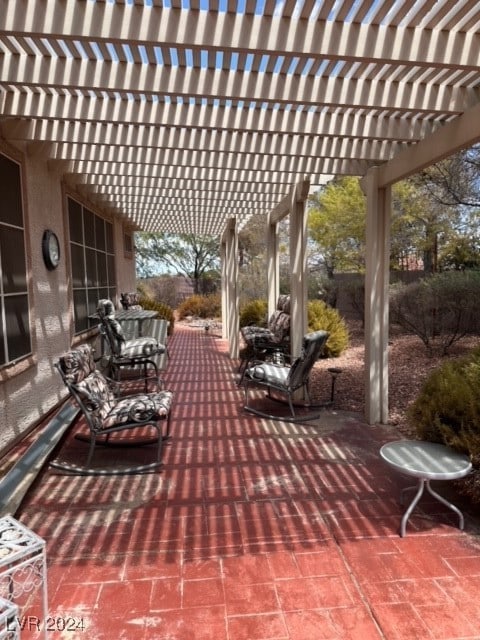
top-left (50, 422), bottom-right (166, 476)
top-left (86, 433), bottom-right (97, 467)
top-left (287, 393), bottom-right (296, 419)
top-left (163, 412), bottom-right (172, 439)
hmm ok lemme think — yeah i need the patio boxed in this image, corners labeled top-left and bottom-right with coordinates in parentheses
top-left (9, 324), bottom-right (480, 639)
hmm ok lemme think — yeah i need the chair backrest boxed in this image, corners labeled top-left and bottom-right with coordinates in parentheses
top-left (56, 343), bottom-right (115, 432)
top-left (276, 294), bottom-right (290, 313)
top-left (267, 295), bottom-right (291, 343)
top-left (286, 330), bottom-right (329, 391)
top-left (120, 292), bottom-right (143, 310)
top-left (96, 298), bottom-right (126, 356)
top-left (57, 343), bottom-right (96, 384)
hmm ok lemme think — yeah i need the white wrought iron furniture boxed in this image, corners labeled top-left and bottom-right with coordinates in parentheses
top-left (0, 516), bottom-right (47, 639)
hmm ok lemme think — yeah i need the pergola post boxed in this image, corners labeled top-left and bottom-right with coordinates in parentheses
top-left (220, 239), bottom-right (228, 340)
top-left (363, 167), bottom-right (391, 425)
top-left (223, 218), bottom-right (239, 359)
top-left (289, 179), bottom-right (310, 358)
top-left (266, 220), bottom-right (280, 317)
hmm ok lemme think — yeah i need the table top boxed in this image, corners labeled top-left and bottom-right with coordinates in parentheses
top-left (89, 309), bottom-right (158, 321)
top-left (115, 309), bottom-right (158, 321)
top-left (380, 440), bottom-right (472, 481)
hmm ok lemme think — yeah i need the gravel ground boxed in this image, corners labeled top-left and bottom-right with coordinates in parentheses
top-left (310, 320), bottom-right (479, 436)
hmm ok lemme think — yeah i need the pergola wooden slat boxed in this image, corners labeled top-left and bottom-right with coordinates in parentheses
top-left (2, 0), bottom-right (480, 424)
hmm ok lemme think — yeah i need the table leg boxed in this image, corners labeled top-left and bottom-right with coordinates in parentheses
top-left (425, 480), bottom-right (465, 530)
top-left (400, 478), bottom-right (425, 537)
top-left (399, 478), bottom-right (465, 536)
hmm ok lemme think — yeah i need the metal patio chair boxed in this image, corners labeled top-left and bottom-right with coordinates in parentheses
top-left (120, 292), bottom-right (143, 310)
top-left (239, 295), bottom-right (291, 376)
top-left (96, 299), bottom-right (167, 389)
top-left (242, 330), bottom-right (329, 422)
top-left (51, 343), bottom-right (173, 475)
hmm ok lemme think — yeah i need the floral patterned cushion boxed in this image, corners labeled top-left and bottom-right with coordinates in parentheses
top-left (58, 344), bottom-right (173, 433)
top-left (270, 311), bottom-right (290, 342)
top-left (241, 311), bottom-right (290, 346)
top-left (75, 370), bottom-right (116, 421)
top-left (97, 298), bottom-right (116, 317)
top-left (277, 294), bottom-right (290, 313)
top-left (120, 292), bottom-right (143, 310)
top-left (59, 344), bottom-right (96, 384)
top-left (241, 296), bottom-right (291, 347)
top-left (102, 391), bottom-right (173, 429)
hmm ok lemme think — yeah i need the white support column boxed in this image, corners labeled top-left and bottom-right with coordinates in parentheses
top-left (225, 218), bottom-right (239, 359)
top-left (289, 180), bottom-right (310, 358)
top-left (266, 220), bottom-right (280, 317)
top-left (220, 239), bottom-right (228, 340)
top-left (363, 167), bottom-right (391, 425)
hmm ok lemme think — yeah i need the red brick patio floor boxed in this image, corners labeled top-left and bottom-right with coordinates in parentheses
top-left (13, 325), bottom-right (480, 639)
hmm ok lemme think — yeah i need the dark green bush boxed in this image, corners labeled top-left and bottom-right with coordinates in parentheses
top-left (307, 300), bottom-right (349, 357)
top-left (408, 347), bottom-right (480, 502)
top-left (138, 296), bottom-right (175, 335)
top-left (177, 293), bottom-right (221, 320)
top-left (239, 299), bottom-right (268, 329)
top-left (390, 270), bottom-right (480, 355)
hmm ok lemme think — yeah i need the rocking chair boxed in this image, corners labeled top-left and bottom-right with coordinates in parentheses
top-left (51, 343), bottom-right (173, 475)
top-left (96, 299), bottom-right (166, 389)
top-left (242, 330), bottom-right (329, 422)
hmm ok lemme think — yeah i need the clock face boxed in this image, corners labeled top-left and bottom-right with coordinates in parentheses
top-left (42, 230), bottom-right (60, 270)
top-left (49, 234), bottom-right (60, 263)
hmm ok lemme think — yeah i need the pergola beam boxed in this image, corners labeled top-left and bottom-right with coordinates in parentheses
top-left (2, 51), bottom-right (476, 114)
top-left (375, 100), bottom-right (480, 187)
top-left (3, 2), bottom-right (479, 71)
top-left (1, 118), bottom-right (409, 161)
top-left (0, 90), bottom-right (440, 141)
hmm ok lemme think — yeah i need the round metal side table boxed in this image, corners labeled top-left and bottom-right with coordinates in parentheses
top-left (380, 440), bottom-right (472, 537)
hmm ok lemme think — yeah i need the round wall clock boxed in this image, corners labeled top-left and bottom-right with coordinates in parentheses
top-left (42, 229), bottom-right (61, 270)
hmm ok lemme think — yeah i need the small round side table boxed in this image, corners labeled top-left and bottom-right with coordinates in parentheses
top-left (380, 440), bottom-right (472, 537)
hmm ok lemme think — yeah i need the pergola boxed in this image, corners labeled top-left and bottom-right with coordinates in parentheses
top-left (2, 0), bottom-right (480, 424)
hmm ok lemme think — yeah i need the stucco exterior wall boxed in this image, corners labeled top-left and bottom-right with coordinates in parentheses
top-left (0, 140), bottom-right (136, 456)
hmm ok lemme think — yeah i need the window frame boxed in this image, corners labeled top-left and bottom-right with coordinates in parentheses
top-left (0, 151), bottom-right (32, 369)
top-left (67, 196), bottom-right (116, 335)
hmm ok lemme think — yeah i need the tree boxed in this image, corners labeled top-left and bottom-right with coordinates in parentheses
top-left (414, 145), bottom-right (480, 272)
top-left (390, 179), bottom-right (455, 275)
top-left (418, 145), bottom-right (480, 208)
top-left (439, 234), bottom-right (480, 271)
top-left (135, 232), bottom-right (220, 294)
top-left (308, 174), bottom-right (477, 280)
top-left (308, 176), bottom-right (367, 278)
top-left (238, 215), bottom-right (267, 268)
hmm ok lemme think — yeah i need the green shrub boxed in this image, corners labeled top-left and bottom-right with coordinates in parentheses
top-left (307, 300), bottom-right (349, 357)
top-left (239, 299), bottom-right (268, 329)
top-left (177, 293), bottom-right (221, 320)
top-left (390, 271), bottom-right (480, 355)
top-left (408, 347), bottom-right (480, 502)
top-left (138, 296), bottom-right (175, 335)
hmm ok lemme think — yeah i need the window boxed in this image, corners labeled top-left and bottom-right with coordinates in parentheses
top-left (0, 153), bottom-right (31, 366)
top-left (68, 197), bottom-right (116, 333)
